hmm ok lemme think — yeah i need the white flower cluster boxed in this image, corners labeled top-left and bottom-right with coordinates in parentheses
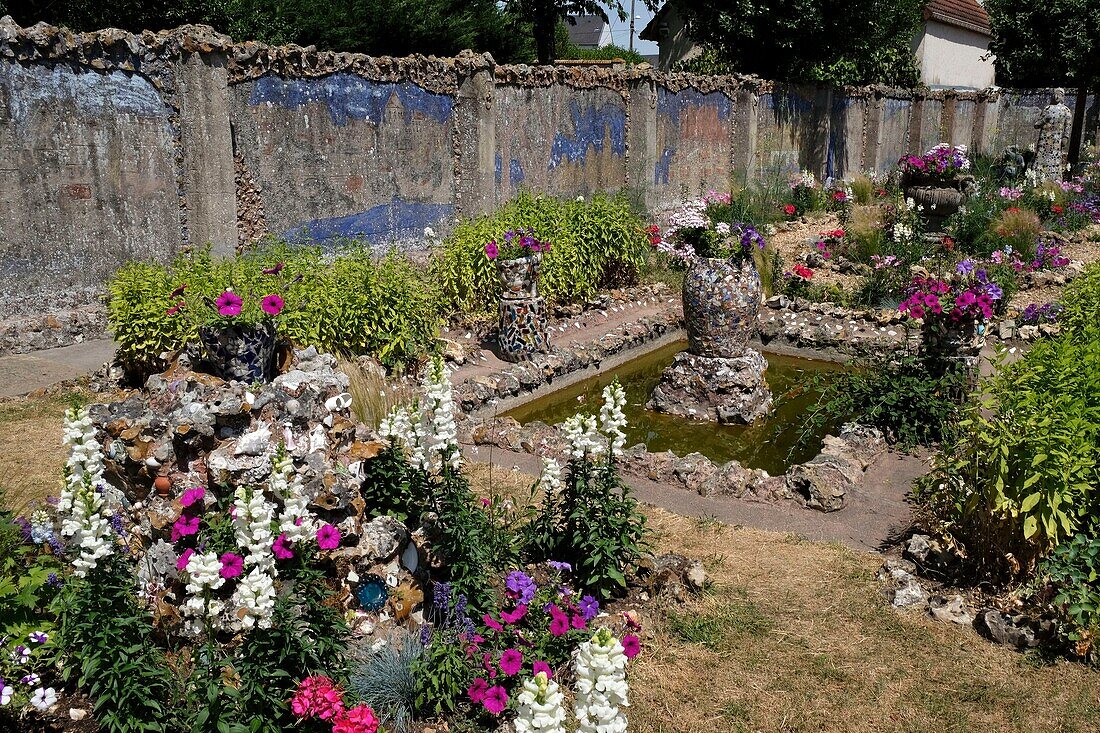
top-left (598, 383), bottom-right (628, 457)
top-left (182, 551), bottom-right (226, 634)
top-left (538, 458), bottom-right (562, 494)
top-left (562, 414), bottom-right (603, 460)
top-left (59, 407), bottom-right (114, 577)
top-left (714, 222), bottom-right (731, 236)
top-left (893, 222), bottom-right (914, 243)
top-left (791, 170), bottom-right (818, 189)
top-left (665, 198), bottom-right (708, 235)
top-left (574, 629), bottom-right (630, 733)
top-left (233, 486), bottom-right (278, 572)
top-left (272, 448), bottom-right (313, 544)
top-left (515, 671), bottom-right (567, 733)
top-left (231, 567), bottom-right (277, 630)
top-left (381, 359), bottom-right (460, 473)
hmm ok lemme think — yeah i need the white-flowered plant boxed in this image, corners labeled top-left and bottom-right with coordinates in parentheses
top-left (182, 550), bottom-right (227, 634)
top-left (272, 446), bottom-right (314, 544)
top-left (598, 382), bottom-right (627, 457)
top-left (381, 358), bottom-right (460, 473)
top-left (231, 566), bottom-right (277, 630)
top-left (538, 458), bottom-right (562, 494)
top-left (562, 414), bottom-right (603, 460)
top-left (58, 408), bottom-right (115, 578)
top-left (60, 406), bottom-right (104, 508)
top-left (574, 628), bottom-right (630, 733)
top-left (233, 485), bottom-right (278, 573)
top-left (515, 671), bottom-right (567, 733)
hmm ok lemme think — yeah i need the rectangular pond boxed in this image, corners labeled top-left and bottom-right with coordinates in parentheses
top-left (504, 341), bottom-right (849, 476)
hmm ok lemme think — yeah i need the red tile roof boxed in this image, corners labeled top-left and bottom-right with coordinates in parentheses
top-left (924, 0), bottom-right (992, 35)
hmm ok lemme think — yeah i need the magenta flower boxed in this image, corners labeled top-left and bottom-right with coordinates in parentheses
top-left (170, 284), bottom-right (187, 298)
top-left (262, 262), bottom-right (285, 276)
top-left (219, 552), bottom-right (244, 579)
top-left (483, 613), bottom-right (504, 632)
top-left (482, 685), bottom-right (508, 715)
top-left (317, 523), bottom-right (341, 550)
top-left (179, 487), bottom-right (205, 509)
top-left (215, 290), bottom-right (243, 317)
top-left (548, 605), bottom-right (569, 637)
top-left (571, 612), bottom-right (587, 630)
top-left (261, 294), bottom-right (284, 316)
top-left (166, 301), bottom-right (184, 316)
top-left (485, 240), bottom-right (499, 259)
top-left (273, 533), bottom-right (295, 560)
top-left (621, 633), bottom-right (641, 659)
top-left (468, 678), bottom-right (489, 704)
top-left (171, 514), bottom-right (200, 541)
top-left (499, 649), bottom-right (523, 676)
top-left (532, 660), bottom-right (552, 679)
top-left (500, 605), bottom-right (528, 625)
top-left (176, 547), bottom-right (195, 572)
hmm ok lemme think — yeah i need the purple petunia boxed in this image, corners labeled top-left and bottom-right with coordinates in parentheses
top-left (505, 570), bottom-right (536, 605)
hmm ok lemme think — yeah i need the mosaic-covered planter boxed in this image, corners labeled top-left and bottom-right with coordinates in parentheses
top-left (498, 297), bottom-right (551, 362)
top-left (922, 318), bottom-right (986, 391)
top-left (683, 257), bottom-right (763, 358)
top-left (498, 254), bottom-right (542, 300)
top-left (902, 173), bottom-right (973, 233)
top-left (198, 321), bottom-right (277, 383)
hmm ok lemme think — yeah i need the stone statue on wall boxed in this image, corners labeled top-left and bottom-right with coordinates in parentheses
top-left (1035, 89), bottom-right (1072, 182)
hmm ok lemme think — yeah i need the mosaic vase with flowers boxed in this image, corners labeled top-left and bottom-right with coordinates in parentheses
top-left (498, 252), bottom-right (542, 300)
top-left (198, 321), bottom-right (277, 383)
top-left (683, 257), bottom-right (763, 358)
top-left (899, 143), bottom-right (975, 233)
top-left (488, 230), bottom-right (551, 362)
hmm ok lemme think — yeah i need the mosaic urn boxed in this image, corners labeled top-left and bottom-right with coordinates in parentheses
top-left (682, 257), bottom-right (763, 358)
top-left (497, 253), bottom-right (542, 300)
top-left (198, 321), bottom-right (277, 383)
top-left (902, 173), bottom-right (974, 233)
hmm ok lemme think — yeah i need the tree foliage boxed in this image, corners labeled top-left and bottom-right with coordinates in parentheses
top-left (504, 0), bottom-right (657, 64)
top-left (984, 0), bottom-right (1100, 88)
top-left (674, 0), bottom-right (923, 87)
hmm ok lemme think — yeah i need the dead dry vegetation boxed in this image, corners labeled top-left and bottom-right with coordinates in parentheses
top-left (3, 398), bottom-right (1099, 733)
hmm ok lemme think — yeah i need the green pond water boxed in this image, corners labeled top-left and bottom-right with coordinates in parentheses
top-left (504, 341), bottom-right (849, 476)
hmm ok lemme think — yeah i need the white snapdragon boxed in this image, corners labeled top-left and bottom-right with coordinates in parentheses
top-left (272, 449), bottom-right (313, 544)
top-left (562, 414), bottom-right (603, 460)
top-left (539, 458), bottom-right (563, 494)
top-left (893, 222), bottom-right (913, 243)
top-left (59, 406), bottom-right (105, 513)
top-left (574, 629), bottom-right (630, 733)
top-left (598, 382), bottom-right (628, 457)
top-left (515, 672), bottom-right (567, 733)
top-left (182, 551), bottom-right (226, 634)
top-left (382, 359), bottom-right (460, 473)
top-left (233, 486), bottom-right (277, 573)
top-left (231, 567), bottom-right (277, 630)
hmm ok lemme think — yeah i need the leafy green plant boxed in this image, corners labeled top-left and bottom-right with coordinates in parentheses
top-left (1035, 533), bottom-right (1100, 659)
top-left (916, 334), bottom-right (1100, 577)
top-left (55, 553), bottom-right (182, 733)
top-left (433, 191), bottom-right (649, 313)
top-left (1059, 262), bottom-right (1100, 342)
top-left (797, 351), bottom-right (968, 451)
top-left (0, 495), bottom-right (62, 637)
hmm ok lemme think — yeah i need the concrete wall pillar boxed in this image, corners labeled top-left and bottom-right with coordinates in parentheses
top-left (454, 66), bottom-right (497, 218)
top-left (732, 88), bottom-right (757, 187)
top-left (626, 77), bottom-right (658, 210)
top-left (176, 53), bottom-right (237, 255)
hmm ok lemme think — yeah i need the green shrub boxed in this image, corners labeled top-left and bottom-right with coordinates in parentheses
top-left (916, 335), bottom-right (1100, 576)
top-left (1035, 533), bottom-right (1100, 659)
top-left (108, 245), bottom-right (440, 373)
top-left (1060, 262), bottom-right (1100, 342)
top-left (433, 191), bottom-right (649, 313)
top-left (945, 192), bottom-right (1007, 256)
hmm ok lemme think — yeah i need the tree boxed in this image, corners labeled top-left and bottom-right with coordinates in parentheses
top-left (505, 0), bottom-right (658, 65)
top-left (674, 0), bottom-right (923, 87)
top-left (985, 0), bottom-right (1100, 163)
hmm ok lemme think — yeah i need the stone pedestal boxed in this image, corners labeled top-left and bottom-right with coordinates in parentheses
top-left (646, 350), bottom-right (772, 424)
top-left (498, 296), bottom-right (550, 363)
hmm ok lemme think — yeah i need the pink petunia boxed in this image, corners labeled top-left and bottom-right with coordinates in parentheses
top-left (483, 614), bottom-right (504, 632)
top-left (548, 605), bottom-right (570, 637)
top-left (532, 660), bottom-right (553, 679)
top-left (482, 685), bottom-right (508, 715)
top-left (500, 605), bottom-right (528, 625)
top-left (261, 294), bottom-right (284, 316)
top-left (571, 613), bottom-right (587, 630)
top-left (262, 262), bottom-right (285, 276)
top-left (621, 633), bottom-right (641, 659)
top-left (485, 240), bottom-right (499, 259)
top-left (273, 533), bottom-right (295, 560)
top-left (176, 547), bottom-right (195, 572)
top-left (179, 486), bottom-right (206, 509)
top-left (468, 678), bottom-right (489, 704)
top-left (317, 523), bottom-right (341, 550)
top-left (219, 552), bottom-right (244, 579)
top-left (215, 290), bottom-right (243, 317)
top-left (171, 514), bottom-right (200, 541)
top-left (499, 648), bottom-right (523, 676)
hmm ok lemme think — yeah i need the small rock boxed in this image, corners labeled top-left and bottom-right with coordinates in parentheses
top-left (684, 560), bottom-right (707, 593)
top-left (892, 578), bottom-right (928, 609)
top-left (70, 708), bottom-right (88, 721)
top-left (977, 609), bottom-right (1043, 649)
top-left (929, 595), bottom-right (974, 626)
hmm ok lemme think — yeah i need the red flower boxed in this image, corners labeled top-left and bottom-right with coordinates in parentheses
top-left (783, 204), bottom-right (797, 216)
top-left (1052, 205), bottom-right (1064, 214)
top-left (941, 236), bottom-right (955, 251)
top-left (792, 264), bottom-right (814, 280)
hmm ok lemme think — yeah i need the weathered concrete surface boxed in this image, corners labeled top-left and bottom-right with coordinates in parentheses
top-left (0, 339), bottom-right (115, 397)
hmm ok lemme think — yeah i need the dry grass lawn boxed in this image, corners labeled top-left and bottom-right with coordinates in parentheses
top-left (3, 397), bottom-right (1098, 732)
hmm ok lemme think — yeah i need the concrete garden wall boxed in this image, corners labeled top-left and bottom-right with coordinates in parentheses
top-left (0, 17), bottom-right (1096, 352)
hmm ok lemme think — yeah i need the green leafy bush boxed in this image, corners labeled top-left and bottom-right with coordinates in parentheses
top-left (1059, 262), bottom-right (1100, 342)
top-left (798, 352), bottom-right (968, 451)
top-left (109, 245), bottom-right (440, 374)
top-left (1035, 533), bottom-right (1100, 659)
top-left (916, 334), bottom-right (1100, 576)
top-left (434, 191), bottom-right (649, 313)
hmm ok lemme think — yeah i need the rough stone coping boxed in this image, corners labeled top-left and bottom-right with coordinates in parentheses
top-left (465, 415), bottom-right (887, 515)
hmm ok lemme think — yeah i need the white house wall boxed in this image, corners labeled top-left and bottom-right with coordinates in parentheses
top-left (916, 21), bottom-right (995, 89)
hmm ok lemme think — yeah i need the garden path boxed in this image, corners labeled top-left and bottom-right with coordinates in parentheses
top-left (461, 443), bottom-right (924, 553)
top-left (0, 339), bottom-right (115, 398)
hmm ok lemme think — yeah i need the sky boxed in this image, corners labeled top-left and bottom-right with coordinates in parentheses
top-left (602, 1), bottom-right (660, 56)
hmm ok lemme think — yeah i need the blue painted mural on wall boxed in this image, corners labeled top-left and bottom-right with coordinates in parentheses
top-left (282, 199), bottom-right (454, 249)
top-left (509, 159), bottom-right (525, 185)
top-left (495, 154), bottom-right (503, 185)
top-left (825, 96), bottom-right (850, 180)
top-left (548, 101), bottom-right (626, 169)
top-left (0, 64), bottom-right (169, 131)
top-left (654, 148), bottom-right (675, 185)
top-left (248, 73), bottom-right (452, 127)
